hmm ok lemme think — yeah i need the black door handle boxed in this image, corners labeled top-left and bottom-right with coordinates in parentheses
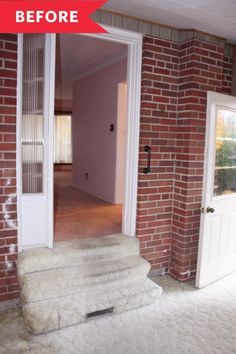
top-left (143, 145), bottom-right (151, 174)
top-left (206, 207), bottom-right (215, 213)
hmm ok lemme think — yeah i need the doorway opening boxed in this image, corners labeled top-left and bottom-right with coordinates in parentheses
top-left (17, 29), bottom-right (142, 250)
top-left (53, 34), bottom-right (128, 241)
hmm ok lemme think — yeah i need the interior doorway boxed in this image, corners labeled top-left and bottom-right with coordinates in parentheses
top-left (53, 34), bottom-right (128, 241)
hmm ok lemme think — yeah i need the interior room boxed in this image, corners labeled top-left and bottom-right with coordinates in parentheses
top-left (53, 34), bottom-right (128, 242)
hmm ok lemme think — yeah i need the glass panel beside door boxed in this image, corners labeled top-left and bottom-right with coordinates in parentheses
top-left (19, 33), bottom-right (56, 249)
top-left (214, 108), bottom-right (236, 196)
top-left (21, 34), bottom-right (45, 194)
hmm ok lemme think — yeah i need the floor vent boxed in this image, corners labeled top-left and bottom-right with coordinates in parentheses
top-left (87, 307), bottom-right (114, 318)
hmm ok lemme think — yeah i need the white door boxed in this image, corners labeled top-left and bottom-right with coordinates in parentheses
top-left (17, 34), bottom-right (55, 249)
top-left (196, 91), bottom-right (236, 288)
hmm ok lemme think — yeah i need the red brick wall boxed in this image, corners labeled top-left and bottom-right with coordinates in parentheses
top-left (137, 36), bottom-right (233, 280)
top-left (222, 52), bottom-right (232, 95)
top-left (170, 39), bottom-right (224, 280)
top-left (137, 36), bottom-right (178, 273)
top-left (0, 34), bottom-right (19, 301)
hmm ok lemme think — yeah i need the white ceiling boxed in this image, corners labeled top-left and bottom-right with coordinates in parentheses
top-left (55, 34), bottom-right (127, 100)
top-left (103, 0), bottom-right (236, 43)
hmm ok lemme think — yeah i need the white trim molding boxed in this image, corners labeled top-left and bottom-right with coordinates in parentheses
top-left (45, 34), bottom-right (56, 248)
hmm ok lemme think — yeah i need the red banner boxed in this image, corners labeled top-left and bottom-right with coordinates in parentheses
top-left (0, 0), bottom-right (108, 33)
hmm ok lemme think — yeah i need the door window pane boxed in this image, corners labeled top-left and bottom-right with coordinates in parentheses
top-left (214, 109), bottom-right (236, 196)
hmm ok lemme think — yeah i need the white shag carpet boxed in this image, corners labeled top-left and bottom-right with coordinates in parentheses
top-left (1, 274), bottom-right (236, 354)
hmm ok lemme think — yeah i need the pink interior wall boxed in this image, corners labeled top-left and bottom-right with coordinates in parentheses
top-left (72, 58), bottom-right (127, 204)
top-left (115, 81), bottom-right (127, 204)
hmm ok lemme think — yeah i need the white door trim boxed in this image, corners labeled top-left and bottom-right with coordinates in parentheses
top-left (45, 34), bottom-right (56, 248)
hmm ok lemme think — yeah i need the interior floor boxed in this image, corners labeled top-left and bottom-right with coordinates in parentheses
top-left (54, 170), bottom-right (122, 241)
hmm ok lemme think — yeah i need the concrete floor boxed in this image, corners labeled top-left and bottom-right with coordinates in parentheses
top-left (1, 274), bottom-right (236, 353)
top-left (54, 171), bottom-right (122, 241)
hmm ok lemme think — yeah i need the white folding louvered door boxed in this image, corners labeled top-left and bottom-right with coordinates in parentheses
top-left (18, 34), bottom-right (55, 249)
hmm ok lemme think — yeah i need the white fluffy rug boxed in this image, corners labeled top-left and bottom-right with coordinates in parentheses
top-left (1, 274), bottom-right (236, 354)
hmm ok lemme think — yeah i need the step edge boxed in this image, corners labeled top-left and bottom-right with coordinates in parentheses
top-left (20, 262), bottom-right (152, 304)
top-left (22, 278), bottom-right (162, 307)
top-left (19, 255), bottom-right (148, 279)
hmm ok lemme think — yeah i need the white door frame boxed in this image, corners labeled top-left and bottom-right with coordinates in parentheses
top-left (17, 26), bottom-right (143, 249)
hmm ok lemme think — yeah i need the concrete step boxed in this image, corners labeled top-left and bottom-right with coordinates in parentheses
top-left (17, 234), bottom-right (139, 276)
top-left (19, 255), bottom-right (151, 304)
top-left (18, 235), bottom-right (163, 335)
top-left (22, 277), bottom-right (163, 334)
